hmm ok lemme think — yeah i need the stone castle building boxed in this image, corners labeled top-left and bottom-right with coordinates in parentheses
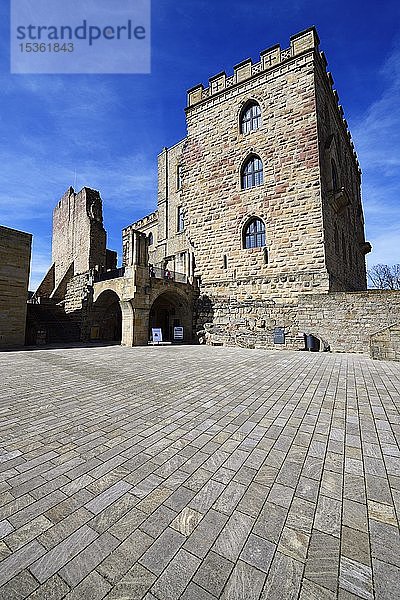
top-left (130, 26), bottom-right (369, 300)
top-left (28, 27), bottom-right (400, 359)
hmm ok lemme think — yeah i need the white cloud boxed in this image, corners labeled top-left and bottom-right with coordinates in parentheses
top-left (366, 225), bottom-right (400, 267)
top-left (352, 41), bottom-right (400, 266)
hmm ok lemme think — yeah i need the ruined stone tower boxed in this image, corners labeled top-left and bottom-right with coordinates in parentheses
top-left (34, 186), bottom-right (117, 302)
top-left (52, 186), bottom-right (107, 289)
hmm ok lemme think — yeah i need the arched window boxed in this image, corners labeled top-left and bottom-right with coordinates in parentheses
top-left (331, 159), bottom-right (339, 191)
top-left (241, 155), bottom-right (264, 189)
top-left (148, 232), bottom-right (154, 246)
top-left (240, 101), bottom-right (261, 134)
top-left (243, 218), bottom-right (266, 249)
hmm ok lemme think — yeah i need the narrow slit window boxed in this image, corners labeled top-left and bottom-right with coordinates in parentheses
top-left (177, 206), bottom-right (184, 232)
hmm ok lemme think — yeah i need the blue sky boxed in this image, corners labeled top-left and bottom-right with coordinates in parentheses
top-left (0, 0), bottom-right (399, 289)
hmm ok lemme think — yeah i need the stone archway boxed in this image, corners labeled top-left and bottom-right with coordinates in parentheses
top-left (92, 290), bottom-right (122, 343)
top-left (149, 290), bottom-right (192, 343)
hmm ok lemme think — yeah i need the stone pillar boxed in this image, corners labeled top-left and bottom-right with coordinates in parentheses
top-left (133, 308), bottom-right (149, 346)
top-left (120, 300), bottom-right (134, 347)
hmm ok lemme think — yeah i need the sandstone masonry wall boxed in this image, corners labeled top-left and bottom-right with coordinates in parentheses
top-left (315, 56), bottom-right (369, 291)
top-left (297, 291), bottom-right (400, 353)
top-left (0, 226), bottom-right (32, 347)
top-left (370, 323), bottom-right (400, 362)
top-left (184, 47), bottom-right (329, 302)
top-left (196, 295), bottom-right (301, 350)
top-left (64, 272), bottom-right (93, 340)
top-left (198, 290), bottom-right (400, 356)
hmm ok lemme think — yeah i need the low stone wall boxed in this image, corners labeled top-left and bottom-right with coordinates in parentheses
top-left (370, 323), bottom-right (400, 362)
top-left (196, 290), bottom-right (400, 357)
top-left (297, 291), bottom-right (400, 354)
top-left (196, 296), bottom-right (304, 350)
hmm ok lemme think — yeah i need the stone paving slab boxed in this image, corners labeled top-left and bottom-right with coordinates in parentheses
top-left (0, 344), bottom-right (399, 599)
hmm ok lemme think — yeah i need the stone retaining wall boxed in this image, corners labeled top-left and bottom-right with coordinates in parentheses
top-left (197, 290), bottom-right (400, 357)
top-left (297, 291), bottom-right (400, 353)
top-left (370, 323), bottom-right (400, 362)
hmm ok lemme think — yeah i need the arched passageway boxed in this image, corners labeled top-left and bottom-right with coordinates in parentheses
top-left (149, 291), bottom-right (192, 343)
top-left (92, 290), bottom-right (122, 343)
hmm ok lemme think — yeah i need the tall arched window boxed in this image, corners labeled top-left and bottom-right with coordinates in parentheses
top-left (243, 218), bottom-right (266, 249)
top-left (331, 159), bottom-right (339, 191)
top-left (148, 232), bottom-right (154, 246)
top-left (241, 155), bottom-right (264, 189)
top-left (240, 101), bottom-right (261, 134)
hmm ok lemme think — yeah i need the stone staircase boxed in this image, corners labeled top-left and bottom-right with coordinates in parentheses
top-left (370, 323), bottom-right (400, 362)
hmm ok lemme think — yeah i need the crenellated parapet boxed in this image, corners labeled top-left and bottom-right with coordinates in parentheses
top-left (187, 26), bottom-right (360, 173)
top-left (318, 61), bottom-right (361, 174)
top-left (124, 210), bottom-right (158, 234)
top-left (187, 27), bottom-right (320, 107)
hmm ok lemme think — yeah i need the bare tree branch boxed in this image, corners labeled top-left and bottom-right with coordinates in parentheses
top-left (368, 264), bottom-right (400, 290)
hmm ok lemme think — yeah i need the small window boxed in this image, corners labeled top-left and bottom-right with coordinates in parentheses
top-left (342, 232), bottom-right (346, 263)
top-left (240, 102), bottom-right (261, 134)
top-left (241, 155), bottom-right (264, 189)
top-left (334, 224), bottom-right (339, 253)
top-left (148, 232), bottom-right (154, 246)
top-left (177, 206), bottom-right (184, 232)
top-left (331, 159), bottom-right (339, 191)
top-left (244, 218), bottom-right (266, 249)
top-left (177, 165), bottom-right (183, 190)
top-left (223, 255), bottom-right (228, 269)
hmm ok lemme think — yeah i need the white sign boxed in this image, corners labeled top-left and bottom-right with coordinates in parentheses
top-left (151, 328), bottom-right (163, 343)
top-left (174, 327), bottom-right (184, 340)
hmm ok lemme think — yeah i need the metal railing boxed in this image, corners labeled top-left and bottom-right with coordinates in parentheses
top-left (93, 265), bottom-right (187, 284)
top-left (94, 267), bottom-right (125, 282)
top-left (149, 266), bottom-right (187, 284)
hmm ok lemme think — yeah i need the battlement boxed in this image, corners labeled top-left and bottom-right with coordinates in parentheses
top-left (187, 27), bottom-right (320, 108)
top-left (124, 210), bottom-right (158, 233)
top-left (186, 26), bottom-right (360, 173)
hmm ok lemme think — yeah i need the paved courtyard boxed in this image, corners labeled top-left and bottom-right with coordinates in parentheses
top-left (0, 345), bottom-right (399, 600)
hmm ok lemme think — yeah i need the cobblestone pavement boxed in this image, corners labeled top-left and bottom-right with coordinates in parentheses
top-left (0, 345), bottom-right (400, 599)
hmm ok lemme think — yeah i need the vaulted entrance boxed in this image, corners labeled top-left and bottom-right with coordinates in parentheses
top-left (148, 291), bottom-right (192, 343)
top-left (92, 290), bottom-right (122, 343)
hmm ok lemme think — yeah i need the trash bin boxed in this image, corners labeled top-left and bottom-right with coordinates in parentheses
top-left (305, 334), bottom-right (320, 352)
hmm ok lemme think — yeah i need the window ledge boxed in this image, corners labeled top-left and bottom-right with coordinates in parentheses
top-left (239, 184), bottom-right (265, 193)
